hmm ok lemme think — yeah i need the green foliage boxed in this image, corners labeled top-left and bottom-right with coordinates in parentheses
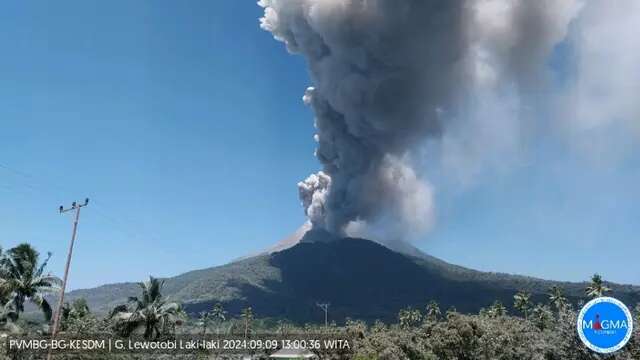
top-left (398, 307), bottom-right (422, 329)
top-left (353, 306), bottom-right (640, 360)
top-left (196, 311), bottom-right (209, 335)
top-left (345, 318), bottom-right (367, 339)
top-left (425, 300), bottom-right (441, 322)
top-left (513, 290), bottom-right (532, 319)
top-left (585, 273), bottom-right (611, 299)
top-left (110, 276), bottom-right (185, 339)
top-left (548, 285), bottom-right (568, 311)
top-left (530, 304), bottom-right (553, 330)
top-left (63, 298), bottom-right (91, 320)
top-left (480, 300), bottom-right (507, 318)
top-left (0, 243), bottom-right (61, 321)
top-left (196, 302), bottom-right (227, 335)
top-left (3, 295), bottom-right (640, 360)
top-left (210, 303), bottom-right (227, 323)
top-left (59, 298), bottom-right (105, 334)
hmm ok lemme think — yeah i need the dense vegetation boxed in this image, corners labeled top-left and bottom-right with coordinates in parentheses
top-left (1, 242), bottom-right (639, 359)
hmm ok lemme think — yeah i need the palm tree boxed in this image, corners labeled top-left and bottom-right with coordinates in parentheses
top-left (0, 244), bottom-right (61, 321)
top-left (210, 303), bottom-right (226, 335)
top-left (110, 276), bottom-right (184, 339)
top-left (241, 307), bottom-right (254, 339)
top-left (514, 290), bottom-right (532, 319)
top-left (548, 286), bottom-right (568, 310)
top-left (425, 300), bottom-right (441, 321)
top-left (585, 273), bottom-right (611, 299)
top-left (531, 304), bottom-right (553, 330)
top-left (490, 300), bottom-right (507, 317)
top-left (197, 303), bottom-right (226, 335)
top-left (197, 311), bottom-right (210, 335)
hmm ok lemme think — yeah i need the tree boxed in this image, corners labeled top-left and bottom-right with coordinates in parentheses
top-left (585, 273), bottom-right (611, 299)
top-left (210, 303), bottom-right (227, 335)
top-left (60, 298), bottom-right (101, 334)
top-left (490, 301), bottom-right (507, 317)
top-left (513, 291), bottom-right (532, 319)
top-left (425, 300), bottom-right (441, 321)
top-left (0, 244), bottom-right (61, 321)
top-left (61, 298), bottom-right (90, 324)
top-left (197, 311), bottom-right (210, 335)
top-left (240, 307), bottom-right (254, 339)
top-left (110, 276), bottom-right (184, 339)
top-left (198, 303), bottom-right (226, 335)
top-left (531, 304), bottom-right (553, 330)
top-left (68, 298), bottom-right (90, 318)
top-left (480, 301), bottom-right (507, 318)
top-left (398, 307), bottom-right (422, 329)
top-left (548, 286), bottom-right (568, 311)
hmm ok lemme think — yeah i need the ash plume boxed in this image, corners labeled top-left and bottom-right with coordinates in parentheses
top-left (259, 0), bottom-right (638, 242)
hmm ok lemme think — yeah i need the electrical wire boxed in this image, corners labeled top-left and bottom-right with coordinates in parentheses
top-left (0, 160), bottom-right (160, 244)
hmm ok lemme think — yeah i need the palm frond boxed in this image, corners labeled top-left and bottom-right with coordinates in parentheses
top-left (8, 244), bottom-right (39, 278)
top-left (109, 304), bottom-right (130, 319)
top-left (160, 302), bottom-right (182, 314)
top-left (31, 293), bottom-right (53, 321)
top-left (35, 252), bottom-right (53, 278)
top-left (38, 274), bottom-right (62, 286)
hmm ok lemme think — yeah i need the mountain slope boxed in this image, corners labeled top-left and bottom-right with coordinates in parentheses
top-left (68, 233), bottom-right (640, 322)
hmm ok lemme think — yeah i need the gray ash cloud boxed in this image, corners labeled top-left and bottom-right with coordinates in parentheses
top-left (258, 0), bottom-right (638, 242)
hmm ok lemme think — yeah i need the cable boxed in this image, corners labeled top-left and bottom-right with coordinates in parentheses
top-left (0, 160), bottom-right (161, 244)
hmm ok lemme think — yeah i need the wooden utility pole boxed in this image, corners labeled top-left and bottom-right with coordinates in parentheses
top-left (47, 198), bottom-right (89, 360)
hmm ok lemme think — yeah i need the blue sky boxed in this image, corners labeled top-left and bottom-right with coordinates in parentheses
top-left (0, 1), bottom-right (638, 289)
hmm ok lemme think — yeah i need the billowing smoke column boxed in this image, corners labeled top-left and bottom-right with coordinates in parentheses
top-left (259, 0), bottom-right (635, 241)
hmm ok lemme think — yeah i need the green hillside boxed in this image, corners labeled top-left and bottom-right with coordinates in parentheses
top-left (68, 233), bottom-right (640, 322)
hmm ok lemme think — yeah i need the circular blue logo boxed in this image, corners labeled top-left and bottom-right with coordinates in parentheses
top-left (577, 297), bottom-right (634, 354)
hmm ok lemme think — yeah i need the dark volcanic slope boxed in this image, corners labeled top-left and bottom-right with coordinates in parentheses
top-left (68, 237), bottom-right (640, 323)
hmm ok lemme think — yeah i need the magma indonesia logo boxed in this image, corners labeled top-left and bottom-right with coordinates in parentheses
top-left (577, 297), bottom-right (634, 354)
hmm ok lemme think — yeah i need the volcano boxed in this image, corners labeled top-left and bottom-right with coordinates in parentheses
top-left (68, 230), bottom-right (640, 323)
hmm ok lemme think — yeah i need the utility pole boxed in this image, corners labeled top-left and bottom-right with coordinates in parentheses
top-left (316, 302), bottom-right (330, 327)
top-left (48, 198), bottom-right (89, 360)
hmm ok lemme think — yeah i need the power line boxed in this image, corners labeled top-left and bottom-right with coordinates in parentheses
top-left (0, 162), bottom-right (47, 195)
top-left (0, 160), bottom-right (159, 243)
